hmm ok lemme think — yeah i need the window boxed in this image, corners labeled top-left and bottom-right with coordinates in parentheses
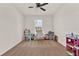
top-left (34, 19), bottom-right (43, 38)
top-left (35, 19), bottom-right (43, 27)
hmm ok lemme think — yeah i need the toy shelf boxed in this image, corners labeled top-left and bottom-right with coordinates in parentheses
top-left (66, 34), bottom-right (79, 56)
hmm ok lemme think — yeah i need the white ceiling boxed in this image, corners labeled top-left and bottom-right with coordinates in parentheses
top-left (13, 3), bottom-right (64, 15)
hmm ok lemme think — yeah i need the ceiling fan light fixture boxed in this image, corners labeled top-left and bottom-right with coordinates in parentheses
top-left (28, 3), bottom-right (48, 11)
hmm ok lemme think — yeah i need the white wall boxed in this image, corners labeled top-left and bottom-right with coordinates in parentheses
top-left (0, 4), bottom-right (24, 55)
top-left (24, 15), bottom-right (54, 34)
top-left (53, 4), bottom-right (79, 46)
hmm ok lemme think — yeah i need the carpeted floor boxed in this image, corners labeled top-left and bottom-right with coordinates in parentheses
top-left (2, 40), bottom-right (66, 56)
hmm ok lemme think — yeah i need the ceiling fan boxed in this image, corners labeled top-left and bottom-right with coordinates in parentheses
top-left (28, 3), bottom-right (48, 11)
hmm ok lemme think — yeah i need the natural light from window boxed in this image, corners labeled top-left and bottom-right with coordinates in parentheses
top-left (35, 19), bottom-right (43, 27)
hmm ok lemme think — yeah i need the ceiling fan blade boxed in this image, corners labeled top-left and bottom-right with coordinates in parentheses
top-left (29, 6), bottom-right (34, 8)
top-left (40, 7), bottom-right (46, 11)
top-left (40, 3), bottom-right (48, 6)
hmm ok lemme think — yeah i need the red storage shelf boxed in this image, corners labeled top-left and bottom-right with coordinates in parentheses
top-left (66, 34), bottom-right (79, 56)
